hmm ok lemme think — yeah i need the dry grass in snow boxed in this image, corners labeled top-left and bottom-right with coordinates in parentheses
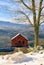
top-left (0, 50), bottom-right (44, 65)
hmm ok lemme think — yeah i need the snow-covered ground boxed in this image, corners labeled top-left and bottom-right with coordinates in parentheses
top-left (0, 50), bottom-right (44, 65)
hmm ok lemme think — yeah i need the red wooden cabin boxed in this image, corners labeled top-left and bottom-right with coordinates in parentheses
top-left (11, 33), bottom-right (28, 47)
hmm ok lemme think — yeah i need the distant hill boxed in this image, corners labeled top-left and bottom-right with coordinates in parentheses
top-left (0, 21), bottom-right (44, 47)
top-left (0, 21), bottom-right (31, 30)
top-left (0, 21), bottom-right (44, 29)
top-left (39, 24), bottom-right (44, 30)
top-left (0, 21), bottom-right (29, 27)
top-left (0, 21), bottom-right (14, 26)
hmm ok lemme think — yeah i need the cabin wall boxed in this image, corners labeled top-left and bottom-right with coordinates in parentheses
top-left (11, 35), bottom-right (28, 47)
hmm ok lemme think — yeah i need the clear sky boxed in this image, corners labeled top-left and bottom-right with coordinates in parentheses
top-left (0, 0), bottom-right (44, 24)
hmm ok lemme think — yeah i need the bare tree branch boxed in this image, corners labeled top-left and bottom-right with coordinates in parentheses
top-left (41, 6), bottom-right (44, 11)
top-left (17, 11), bottom-right (33, 26)
top-left (37, 0), bottom-right (43, 25)
top-left (41, 14), bottom-right (44, 17)
top-left (39, 21), bottom-right (44, 26)
top-left (21, 0), bottom-right (32, 11)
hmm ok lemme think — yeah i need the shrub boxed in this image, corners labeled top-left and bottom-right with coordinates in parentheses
top-left (37, 45), bottom-right (43, 50)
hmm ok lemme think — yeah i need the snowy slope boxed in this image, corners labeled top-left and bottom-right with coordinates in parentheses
top-left (0, 50), bottom-right (44, 65)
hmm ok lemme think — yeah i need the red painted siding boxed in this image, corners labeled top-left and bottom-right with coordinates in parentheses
top-left (11, 34), bottom-right (28, 47)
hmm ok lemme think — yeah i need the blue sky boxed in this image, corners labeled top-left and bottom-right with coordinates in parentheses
top-left (0, 0), bottom-right (44, 24)
top-left (0, 0), bottom-right (21, 22)
top-left (0, 0), bottom-right (11, 17)
top-left (0, 0), bottom-right (34, 23)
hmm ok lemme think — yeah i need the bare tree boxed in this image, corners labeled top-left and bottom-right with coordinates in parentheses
top-left (11, 0), bottom-right (44, 48)
top-left (14, 0), bottom-right (44, 47)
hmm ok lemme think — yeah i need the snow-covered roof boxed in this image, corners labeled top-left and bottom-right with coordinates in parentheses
top-left (11, 33), bottom-right (28, 40)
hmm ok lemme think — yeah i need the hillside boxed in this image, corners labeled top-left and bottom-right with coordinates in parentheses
top-left (0, 51), bottom-right (44, 65)
top-left (0, 21), bottom-right (44, 47)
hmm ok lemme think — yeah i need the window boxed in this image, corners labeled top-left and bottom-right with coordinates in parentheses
top-left (18, 40), bottom-right (24, 44)
top-left (22, 41), bottom-right (24, 44)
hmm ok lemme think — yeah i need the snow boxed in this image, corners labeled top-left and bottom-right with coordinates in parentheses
top-left (0, 50), bottom-right (44, 65)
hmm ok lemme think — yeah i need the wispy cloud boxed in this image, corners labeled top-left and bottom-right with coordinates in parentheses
top-left (0, 0), bottom-right (44, 24)
top-left (0, 1), bottom-right (9, 5)
top-left (0, 17), bottom-right (12, 22)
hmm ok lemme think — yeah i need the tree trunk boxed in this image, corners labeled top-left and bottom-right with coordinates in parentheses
top-left (34, 25), bottom-right (39, 48)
